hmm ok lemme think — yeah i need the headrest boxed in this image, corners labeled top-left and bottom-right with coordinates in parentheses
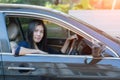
top-left (7, 23), bottom-right (19, 41)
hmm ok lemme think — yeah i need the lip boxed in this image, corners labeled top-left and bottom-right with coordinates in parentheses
top-left (36, 37), bottom-right (41, 40)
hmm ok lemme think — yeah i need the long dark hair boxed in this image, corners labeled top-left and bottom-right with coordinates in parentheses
top-left (27, 19), bottom-right (47, 51)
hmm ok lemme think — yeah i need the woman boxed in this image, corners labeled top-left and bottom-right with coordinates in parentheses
top-left (14, 20), bottom-right (48, 56)
top-left (14, 19), bottom-right (78, 56)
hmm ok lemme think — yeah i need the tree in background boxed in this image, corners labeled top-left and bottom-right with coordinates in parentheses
top-left (0, 0), bottom-right (120, 13)
top-left (72, 0), bottom-right (93, 10)
top-left (45, 0), bottom-right (82, 13)
top-left (0, 0), bottom-right (49, 6)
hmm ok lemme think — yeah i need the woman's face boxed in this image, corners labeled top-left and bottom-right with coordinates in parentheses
top-left (33, 25), bottom-right (44, 43)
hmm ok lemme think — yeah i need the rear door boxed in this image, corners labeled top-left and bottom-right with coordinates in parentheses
top-left (0, 50), bottom-right (4, 80)
top-left (0, 53), bottom-right (4, 80)
top-left (0, 12), bottom-right (10, 80)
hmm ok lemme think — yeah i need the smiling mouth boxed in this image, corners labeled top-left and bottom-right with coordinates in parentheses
top-left (36, 38), bottom-right (41, 40)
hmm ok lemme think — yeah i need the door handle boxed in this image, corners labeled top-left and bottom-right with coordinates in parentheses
top-left (8, 66), bottom-right (35, 71)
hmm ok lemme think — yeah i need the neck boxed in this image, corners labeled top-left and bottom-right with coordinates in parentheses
top-left (34, 43), bottom-right (39, 49)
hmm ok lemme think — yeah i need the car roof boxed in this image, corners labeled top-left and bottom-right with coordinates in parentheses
top-left (0, 3), bottom-right (68, 17)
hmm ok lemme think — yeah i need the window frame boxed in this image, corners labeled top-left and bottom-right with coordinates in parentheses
top-left (4, 12), bottom-right (119, 58)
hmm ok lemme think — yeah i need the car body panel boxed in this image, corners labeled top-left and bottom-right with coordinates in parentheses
top-left (2, 53), bottom-right (120, 80)
top-left (0, 54), bottom-right (4, 80)
top-left (0, 54), bottom-right (3, 79)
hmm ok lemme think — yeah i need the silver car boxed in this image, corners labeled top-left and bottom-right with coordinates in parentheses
top-left (0, 4), bottom-right (120, 80)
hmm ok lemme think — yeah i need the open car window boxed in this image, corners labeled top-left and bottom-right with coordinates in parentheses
top-left (5, 16), bottom-right (117, 58)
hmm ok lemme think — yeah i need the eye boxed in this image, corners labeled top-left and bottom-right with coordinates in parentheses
top-left (34, 29), bottom-right (38, 32)
top-left (40, 30), bottom-right (43, 33)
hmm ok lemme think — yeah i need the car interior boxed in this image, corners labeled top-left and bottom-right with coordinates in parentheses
top-left (6, 17), bottom-right (106, 57)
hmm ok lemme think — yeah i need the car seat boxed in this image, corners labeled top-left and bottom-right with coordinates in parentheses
top-left (7, 22), bottom-right (19, 50)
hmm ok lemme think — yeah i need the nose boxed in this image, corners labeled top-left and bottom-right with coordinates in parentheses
top-left (37, 31), bottom-right (41, 35)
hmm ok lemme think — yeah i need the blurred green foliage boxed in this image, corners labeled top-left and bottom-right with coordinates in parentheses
top-left (0, 0), bottom-right (93, 11)
top-left (72, 0), bottom-right (93, 10)
top-left (0, 0), bottom-right (50, 6)
top-left (45, 2), bottom-right (70, 13)
top-left (0, 0), bottom-right (119, 12)
top-left (45, 0), bottom-right (94, 13)
top-left (2, 0), bottom-right (114, 13)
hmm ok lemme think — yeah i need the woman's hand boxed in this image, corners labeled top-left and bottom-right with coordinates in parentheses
top-left (61, 34), bottom-right (78, 53)
top-left (67, 34), bottom-right (78, 41)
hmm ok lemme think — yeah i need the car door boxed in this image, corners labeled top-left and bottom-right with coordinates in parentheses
top-left (1, 15), bottom-right (90, 80)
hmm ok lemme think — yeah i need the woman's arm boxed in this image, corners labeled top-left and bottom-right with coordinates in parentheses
top-left (18, 47), bottom-right (47, 55)
top-left (61, 34), bottom-right (78, 53)
top-left (12, 41), bottom-right (47, 56)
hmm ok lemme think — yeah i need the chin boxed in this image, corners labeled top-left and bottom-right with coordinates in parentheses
top-left (35, 40), bottom-right (41, 43)
top-left (35, 41), bottom-right (40, 43)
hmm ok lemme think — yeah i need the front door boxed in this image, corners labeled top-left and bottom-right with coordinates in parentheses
top-left (2, 53), bottom-right (88, 80)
